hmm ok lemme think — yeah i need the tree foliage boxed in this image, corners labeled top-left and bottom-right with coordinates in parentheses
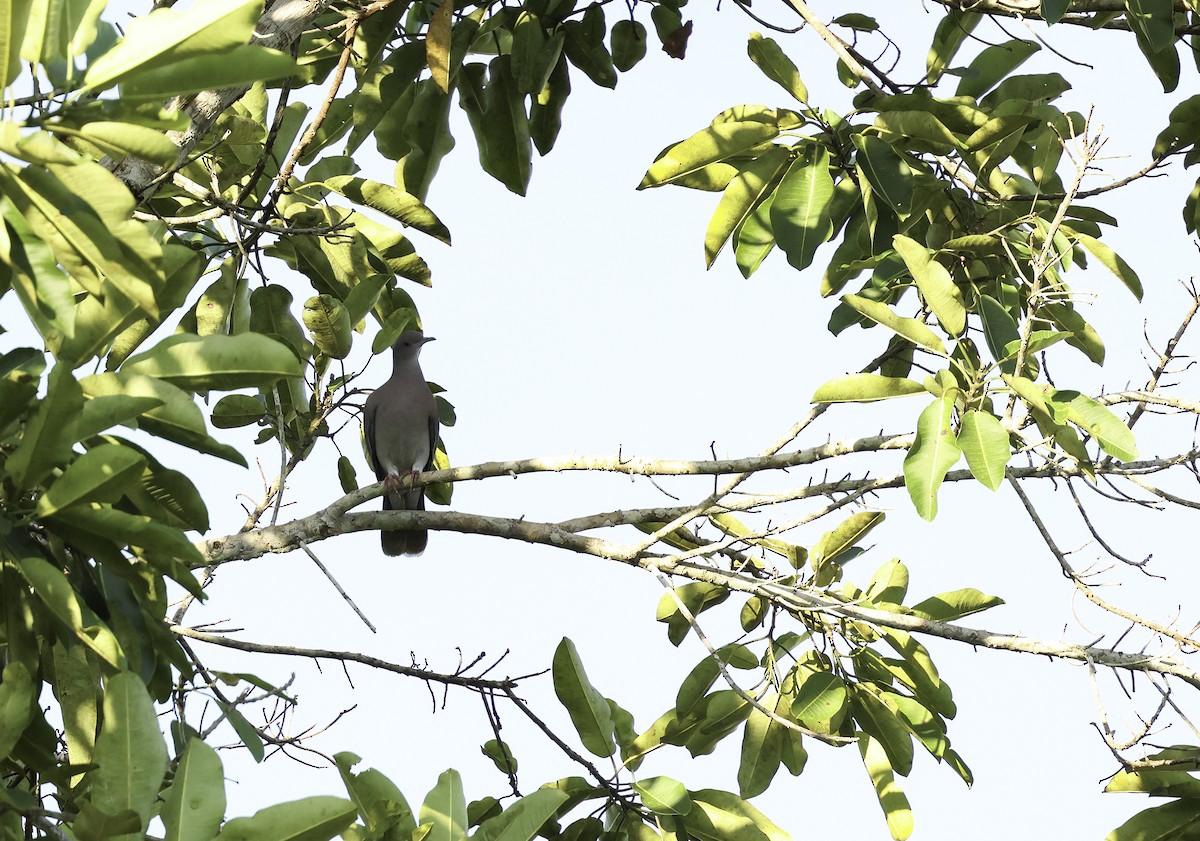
top-left (3, 1), bottom-right (1200, 840)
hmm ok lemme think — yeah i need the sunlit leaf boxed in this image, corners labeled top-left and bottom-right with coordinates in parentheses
top-left (552, 638), bottom-right (616, 758)
top-left (903, 394), bottom-right (962, 520)
top-left (957, 409), bottom-right (1009, 490)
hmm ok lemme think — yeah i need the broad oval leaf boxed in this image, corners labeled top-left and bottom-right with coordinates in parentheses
top-left (477, 788), bottom-right (568, 841)
top-left (633, 776), bottom-right (692, 816)
top-left (790, 671), bottom-right (847, 724)
top-left (552, 638), bottom-right (616, 758)
top-left (903, 395), bottom-right (963, 520)
top-left (1051, 390), bottom-right (1139, 461)
top-left (121, 333), bottom-right (305, 392)
top-left (35, 443), bottom-right (146, 518)
top-left (770, 145), bottom-right (835, 271)
top-left (90, 672), bottom-right (169, 834)
top-left (957, 409), bottom-right (1009, 490)
top-left (303, 295), bottom-right (353, 359)
top-left (746, 32), bottom-right (808, 103)
top-left (420, 769), bottom-right (467, 841)
top-left (853, 135), bottom-right (913, 219)
top-left (162, 738), bottom-right (226, 841)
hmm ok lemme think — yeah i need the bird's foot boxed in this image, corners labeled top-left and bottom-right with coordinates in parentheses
top-left (384, 470), bottom-right (421, 492)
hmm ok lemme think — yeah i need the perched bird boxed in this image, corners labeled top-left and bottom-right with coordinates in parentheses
top-left (363, 331), bottom-right (439, 556)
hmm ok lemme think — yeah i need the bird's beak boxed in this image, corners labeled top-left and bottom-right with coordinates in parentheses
top-left (422, 336), bottom-right (436, 344)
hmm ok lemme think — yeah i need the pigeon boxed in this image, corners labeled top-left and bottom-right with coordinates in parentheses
top-left (363, 331), bottom-right (439, 556)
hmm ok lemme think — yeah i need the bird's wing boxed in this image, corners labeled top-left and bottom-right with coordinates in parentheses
top-left (362, 392), bottom-right (386, 481)
top-left (425, 408), bottom-right (440, 471)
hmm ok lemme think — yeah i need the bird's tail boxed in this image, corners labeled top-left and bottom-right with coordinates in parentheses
top-left (381, 491), bottom-right (428, 556)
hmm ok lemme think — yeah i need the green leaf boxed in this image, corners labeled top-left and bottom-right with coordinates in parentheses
top-left (746, 32), bottom-right (808, 103)
top-left (1126, 0), bottom-right (1176, 53)
top-left (892, 234), bottom-right (965, 336)
top-left (866, 558), bottom-right (909, 606)
top-left (655, 582), bottom-right (729, 646)
top-left (1072, 231), bottom-right (1143, 299)
top-left (334, 752), bottom-right (416, 838)
top-left (1050, 390), bottom-right (1139, 461)
top-left (1042, 0), bottom-right (1071, 24)
top-left (219, 797), bottom-right (359, 841)
top-left (89, 672), bottom-right (169, 836)
top-left (121, 333), bottom-right (305, 392)
top-left (853, 135), bottom-right (913, 220)
top-left (812, 373), bottom-right (926, 403)
top-left (705, 145), bottom-right (789, 268)
top-left (859, 736), bottom-right (913, 841)
top-left (1103, 799), bottom-right (1200, 841)
top-left (6, 360), bottom-right (82, 490)
top-left (832, 13), bottom-right (879, 31)
top-left (910, 588), bottom-right (1005, 621)
top-left (211, 395), bottom-right (266, 429)
top-left (82, 0), bottom-right (266, 93)
top-left (65, 121), bottom-right (179, 166)
top-left (162, 738), bottom-right (225, 841)
top-left (634, 777), bottom-right (692, 816)
top-left (926, 10), bottom-right (980, 84)
top-left (770, 145), bottom-right (834, 271)
top-left (80, 372), bottom-right (247, 467)
top-left (955, 39), bottom-right (1040, 99)
top-left (0, 662), bottom-right (34, 759)
top-left (552, 638), bottom-right (616, 758)
top-left (303, 295), bottom-right (353, 359)
top-left (853, 688), bottom-right (914, 776)
top-left (841, 294), bottom-right (946, 354)
top-left (610, 19), bottom-right (647, 72)
top-left (903, 395), bottom-right (962, 521)
top-left (874, 110), bottom-right (965, 154)
top-left (530, 53), bottom-right (570, 156)
top-left (35, 443), bottom-right (146, 518)
top-left (957, 409), bottom-right (1009, 490)
top-left (811, 511), bottom-right (886, 569)
top-left (395, 77), bottom-right (456, 202)
top-left (640, 120), bottom-right (782, 189)
top-left (471, 55), bottom-right (533, 196)
top-left (420, 769), bottom-right (468, 841)
top-left (121, 43), bottom-right (295, 99)
top-left (978, 294), bottom-right (1021, 373)
top-left (791, 671), bottom-right (848, 725)
top-left (0, 0), bottom-right (33, 88)
top-left (479, 789), bottom-right (569, 841)
top-left (737, 692), bottom-right (794, 798)
top-left (562, 9), bottom-right (615, 88)
top-left (323, 175), bottom-right (450, 244)
top-left (125, 459), bottom-right (210, 533)
top-left (685, 789), bottom-right (789, 841)
top-left (77, 394), bottom-right (164, 441)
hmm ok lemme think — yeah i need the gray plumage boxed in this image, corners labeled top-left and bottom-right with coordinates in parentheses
top-left (363, 331), bottom-right (439, 556)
